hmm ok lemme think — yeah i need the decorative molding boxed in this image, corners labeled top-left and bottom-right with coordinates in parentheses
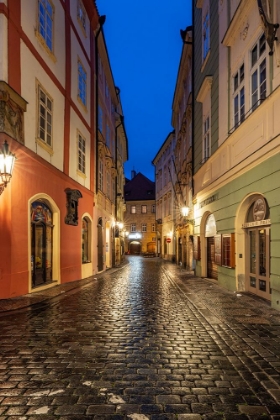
top-left (64, 188), bottom-right (83, 226)
top-left (222, 0), bottom-right (254, 46)
top-left (241, 23), bottom-right (249, 40)
top-left (0, 81), bottom-right (27, 144)
top-left (196, 76), bottom-right (213, 103)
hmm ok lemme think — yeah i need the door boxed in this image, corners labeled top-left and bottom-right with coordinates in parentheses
top-left (31, 200), bottom-right (53, 288)
top-left (97, 220), bottom-right (103, 271)
top-left (31, 223), bottom-right (53, 287)
top-left (248, 227), bottom-right (270, 300)
top-left (207, 237), bottom-right (218, 279)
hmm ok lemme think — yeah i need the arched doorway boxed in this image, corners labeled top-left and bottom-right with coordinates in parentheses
top-left (31, 200), bottom-right (53, 287)
top-left (245, 196), bottom-right (271, 300)
top-left (97, 217), bottom-right (103, 271)
top-left (205, 214), bottom-right (218, 279)
top-left (236, 193), bottom-right (271, 301)
top-left (129, 241), bottom-right (141, 254)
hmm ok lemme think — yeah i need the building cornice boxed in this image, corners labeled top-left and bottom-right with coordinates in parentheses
top-left (196, 76), bottom-right (213, 103)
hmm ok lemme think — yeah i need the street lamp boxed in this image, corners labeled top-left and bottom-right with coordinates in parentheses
top-left (181, 205), bottom-right (190, 217)
top-left (0, 140), bottom-right (16, 195)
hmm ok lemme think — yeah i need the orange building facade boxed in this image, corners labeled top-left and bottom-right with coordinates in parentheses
top-left (0, 0), bottom-right (127, 298)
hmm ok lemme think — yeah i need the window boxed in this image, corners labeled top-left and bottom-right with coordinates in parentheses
top-left (78, 133), bottom-right (86, 174)
top-left (106, 171), bottom-right (110, 199)
top-left (38, 0), bottom-right (54, 52)
top-left (142, 224), bottom-right (147, 232)
top-left (98, 160), bottom-right (103, 191)
top-left (78, 60), bottom-right (87, 106)
top-left (141, 205), bottom-right (147, 214)
top-left (131, 223), bottom-right (136, 232)
top-left (152, 204), bottom-right (156, 213)
top-left (131, 205), bottom-right (136, 214)
top-left (203, 116), bottom-right (210, 162)
top-left (98, 105), bottom-right (103, 132)
top-left (77, 0), bottom-right (86, 31)
top-left (222, 234), bottom-right (235, 268)
top-left (38, 85), bottom-right (53, 147)
top-left (203, 10), bottom-right (210, 60)
top-left (152, 223), bottom-right (155, 232)
top-left (251, 34), bottom-right (267, 111)
top-left (82, 217), bottom-right (91, 263)
top-left (233, 64), bottom-right (245, 128)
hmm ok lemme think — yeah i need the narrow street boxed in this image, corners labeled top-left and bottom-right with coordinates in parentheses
top-left (1, 256), bottom-right (280, 419)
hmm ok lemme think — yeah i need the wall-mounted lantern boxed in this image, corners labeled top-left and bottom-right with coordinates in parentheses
top-left (0, 140), bottom-right (16, 195)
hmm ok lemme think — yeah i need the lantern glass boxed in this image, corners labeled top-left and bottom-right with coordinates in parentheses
top-left (0, 141), bottom-right (16, 187)
top-left (181, 206), bottom-right (190, 217)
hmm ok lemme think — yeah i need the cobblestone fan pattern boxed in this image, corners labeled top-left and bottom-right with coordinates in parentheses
top-left (1, 258), bottom-right (280, 419)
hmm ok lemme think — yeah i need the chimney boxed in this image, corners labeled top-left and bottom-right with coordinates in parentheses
top-left (131, 169), bottom-right (136, 179)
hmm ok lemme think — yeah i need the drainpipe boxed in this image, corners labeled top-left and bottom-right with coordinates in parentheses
top-left (112, 108), bottom-right (124, 268)
top-left (95, 15), bottom-right (106, 194)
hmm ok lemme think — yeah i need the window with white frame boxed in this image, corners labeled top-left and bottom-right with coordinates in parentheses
top-left (203, 115), bottom-right (210, 162)
top-left (98, 159), bottom-right (103, 191)
top-left (38, 85), bottom-right (53, 147)
top-left (233, 63), bottom-right (245, 128)
top-left (251, 33), bottom-right (267, 111)
top-left (77, 0), bottom-right (86, 32)
top-left (78, 60), bottom-right (87, 106)
top-left (38, 0), bottom-right (54, 52)
top-left (131, 223), bottom-right (136, 232)
top-left (142, 224), bottom-right (147, 232)
top-left (78, 133), bottom-right (86, 174)
top-left (141, 205), bottom-right (147, 214)
top-left (131, 205), bottom-right (136, 214)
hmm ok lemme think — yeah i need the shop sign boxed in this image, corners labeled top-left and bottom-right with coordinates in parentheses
top-left (200, 194), bottom-right (218, 208)
top-left (128, 233), bottom-right (142, 239)
top-left (243, 219), bottom-right (271, 228)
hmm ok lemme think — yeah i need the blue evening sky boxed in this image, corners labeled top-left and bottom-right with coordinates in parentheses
top-left (96, 1), bottom-right (192, 181)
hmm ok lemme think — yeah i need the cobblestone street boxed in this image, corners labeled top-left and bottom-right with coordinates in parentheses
top-left (1, 256), bottom-right (280, 419)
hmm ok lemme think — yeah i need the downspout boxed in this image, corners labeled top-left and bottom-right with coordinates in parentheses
top-left (191, 4), bottom-right (195, 214)
top-left (95, 15), bottom-right (106, 194)
top-left (227, 0), bottom-right (231, 134)
top-left (113, 111), bottom-right (124, 268)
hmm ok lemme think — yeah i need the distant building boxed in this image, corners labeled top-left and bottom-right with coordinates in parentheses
top-left (152, 132), bottom-right (176, 261)
top-left (124, 172), bottom-right (156, 255)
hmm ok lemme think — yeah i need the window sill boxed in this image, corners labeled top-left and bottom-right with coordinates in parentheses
top-left (36, 138), bottom-right (54, 155)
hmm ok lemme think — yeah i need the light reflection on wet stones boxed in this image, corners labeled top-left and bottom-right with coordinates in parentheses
top-left (0, 257), bottom-right (280, 418)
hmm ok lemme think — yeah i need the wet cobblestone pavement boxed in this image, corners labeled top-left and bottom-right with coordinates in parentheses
top-left (1, 257), bottom-right (280, 419)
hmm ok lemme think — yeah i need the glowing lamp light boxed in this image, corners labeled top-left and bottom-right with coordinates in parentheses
top-left (0, 141), bottom-right (16, 195)
top-left (181, 206), bottom-right (190, 217)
